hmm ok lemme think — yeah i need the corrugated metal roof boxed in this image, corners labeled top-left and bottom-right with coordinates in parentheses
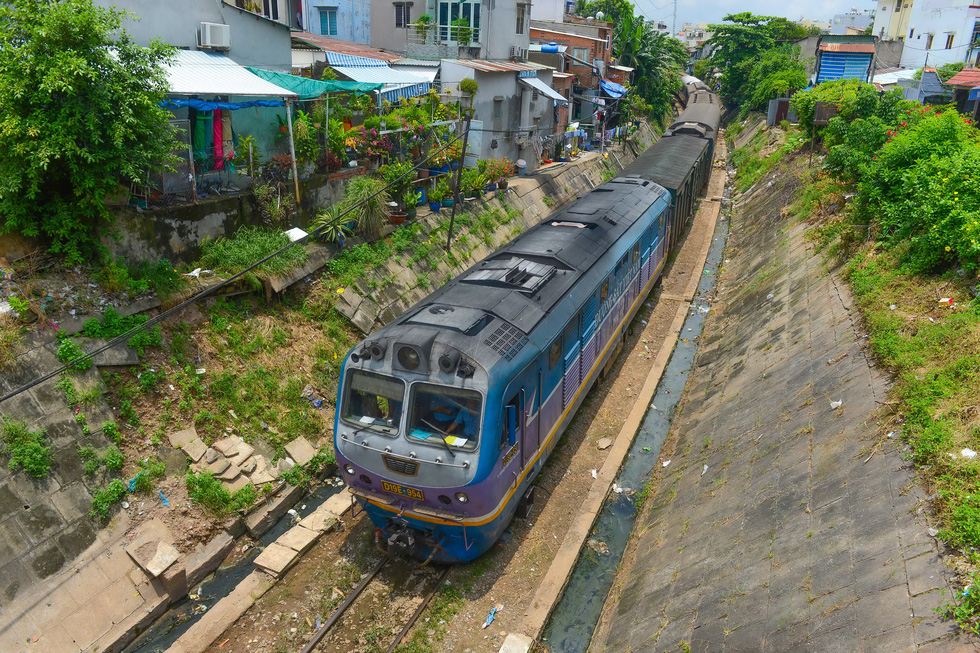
top-left (165, 50), bottom-right (297, 98)
top-left (818, 42), bottom-right (876, 53)
top-left (391, 66), bottom-right (438, 83)
top-left (445, 60), bottom-right (549, 73)
top-left (946, 68), bottom-right (980, 87)
top-left (609, 64), bottom-right (634, 72)
top-left (291, 32), bottom-right (401, 61)
top-left (334, 66), bottom-right (429, 85)
top-left (553, 72), bottom-right (574, 79)
top-left (392, 58), bottom-right (442, 67)
top-left (326, 52), bottom-right (389, 67)
top-left (519, 77), bottom-right (568, 104)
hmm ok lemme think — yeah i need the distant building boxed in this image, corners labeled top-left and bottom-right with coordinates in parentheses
top-left (676, 23), bottom-right (712, 51)
top-left (814, 34), bottom-right (877, 83)
top-left (830, 9), bottom-right (874, 35)
top-left (871, 0), bottom-right (914, 41)
top-left (899, 0), bottom-right (980, 68)
top-left (944, 68), bottom-right (980, 121)
top-left (798, 18), bottom-right (831, 34)
top-left (300, 0), bottom-right (370, 44)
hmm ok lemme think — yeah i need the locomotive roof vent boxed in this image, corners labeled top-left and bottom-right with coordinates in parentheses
top-left (464, 256), bottom-right (556, 293)
top-left (406, 305), bottom-right (492, 335)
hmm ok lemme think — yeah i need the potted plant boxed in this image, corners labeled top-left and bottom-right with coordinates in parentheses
top-left (415, 14), bottom-right (433, 43)
top-left (451, 17), bottom-right (472, 46)
top-left (487, 158), bottom-right (512, 189)
top-left (403, 189), bottom-right (419, 220)
top-left (428, 183), bottom-right (444, 212)
top-left (437, 178), bottom-right (454, 208)
top-left (345, 176), bottom-right (390, 238)
top-left (310, 205), bottom-right (352, 247)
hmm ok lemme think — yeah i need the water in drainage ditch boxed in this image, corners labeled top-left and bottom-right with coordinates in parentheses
top-left (542, 211), bottom-right (730, 653)
top-left (123, 481), bottom-right (345, 652)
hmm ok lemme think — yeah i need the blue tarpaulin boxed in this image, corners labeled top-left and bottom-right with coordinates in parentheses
top-left (969, 85), bottom-right (980, 101)
top-left (162, 98), bottom-right (286, 111)
top-left (600, 79), bottom-right (626, 98)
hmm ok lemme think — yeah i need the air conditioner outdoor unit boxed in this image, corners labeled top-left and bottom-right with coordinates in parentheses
top-left (510, 45), bottom-right (528, 59)
top-left (199, 22), bottom-right (231, 50)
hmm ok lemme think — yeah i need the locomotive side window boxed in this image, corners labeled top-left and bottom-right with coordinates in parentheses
top-left (549, 338), bottom-right (562, 368)
top-left (600, 280), bottom-right (609, 301)
top-left (633, 243), bottom-right (640, 262)
top-left (406, 384), bottom-right (481, 451)
top-left (501, 392), bottom-right (522, 450)
top-left (341, 370), bottom-right (404, 435)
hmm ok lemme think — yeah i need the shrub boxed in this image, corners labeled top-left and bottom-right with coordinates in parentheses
top-left (186, 471), bottom-right (257, 515)
top-left (91, 479), bottom-right (128, 519)
top-left (2, 420), bottom-right (51, 478)
top-left (56, 334), bottom-right (91, 370)
top-left (199, 226), bottom-right (308, 275)
top-left (102, 421), bottom-right (120, 444)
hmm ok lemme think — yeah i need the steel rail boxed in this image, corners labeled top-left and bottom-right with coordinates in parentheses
top-left (300, 557), bottom-right (388, 653)
top-left (385, 566), bottom-right (452, 653)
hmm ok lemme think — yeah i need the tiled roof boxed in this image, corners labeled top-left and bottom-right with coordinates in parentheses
top-left (290, 32), bottom-right (401, 61)
top-left (818, 42), bottom-right (876, 53)
top-left (946, 68), bottom-right (980, 87)
top-left (444, 60), bottom-right (550, 73)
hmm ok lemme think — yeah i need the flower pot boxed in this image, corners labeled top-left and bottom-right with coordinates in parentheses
top-left (439, 165), bottom-right (450, 174)
top-left (429, 202), bottom-right (442, 212)
top-left (441, 199), bottom-right (454, 208)
top-left (417, 168), bottom-right (430, 180)
top-left (390, 211), bottom-right (408, 224)
top-left (497, 179), bottom-right (509, 189)
top-left (558, 157), bottom-right (568, 162)
top-left (485, 182), bottom-right (498, 192)
top-left (428, 167), bottom-right (441, 177)
top-left (406, 207), bottom-right (417, 220)
top-left (450, 161), bottom-right (460, 171)
top-left (465, 190), bottom-right (478, 199)
top-left (544, 159), bottom-right (553, 164)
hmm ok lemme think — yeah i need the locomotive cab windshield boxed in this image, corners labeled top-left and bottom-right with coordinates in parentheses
top-left (407, 384), bottom-right (482, 452)
top-left (342, 370), bottom-right (404, 435)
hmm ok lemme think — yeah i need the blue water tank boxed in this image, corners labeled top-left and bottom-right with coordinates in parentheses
top-left (541, 43), bottom-right (560, 54)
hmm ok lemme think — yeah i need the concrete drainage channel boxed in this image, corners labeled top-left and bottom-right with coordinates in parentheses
top-left (123, 482), bottom-right (344, 652)
top-left (541, 195), bottom-right (731, 652)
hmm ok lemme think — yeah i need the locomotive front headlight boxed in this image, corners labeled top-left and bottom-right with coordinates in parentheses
top-left (344, 464), bottom-right (355, 475)
top-left (397, 346), bottom-right (420, 370)
top-left (455, 492), bottom-right (469, 504)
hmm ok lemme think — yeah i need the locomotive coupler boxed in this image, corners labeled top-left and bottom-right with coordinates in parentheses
top-left (386, 521), bottom-right (418, 557)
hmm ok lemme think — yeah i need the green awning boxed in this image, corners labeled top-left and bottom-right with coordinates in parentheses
top-left (245, 68), bottom-right (382, 99)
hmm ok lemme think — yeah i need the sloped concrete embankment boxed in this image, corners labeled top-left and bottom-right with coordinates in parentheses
top-left (593, 165), bottom-right (965, 650)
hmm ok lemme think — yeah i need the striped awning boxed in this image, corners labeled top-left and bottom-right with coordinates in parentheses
top-left (324, 52), bottom-right (389, 67)
top-left (380, 83), bottom-right (432, 102)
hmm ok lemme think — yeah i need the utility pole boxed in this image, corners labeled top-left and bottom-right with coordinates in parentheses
top-left (445, 111), bottom-right (473, 252)
top-left (672, 0), bottom-right (677, 37)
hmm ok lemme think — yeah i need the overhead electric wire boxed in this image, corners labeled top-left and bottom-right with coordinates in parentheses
top-left (0, 131), bottom-right (466, 408)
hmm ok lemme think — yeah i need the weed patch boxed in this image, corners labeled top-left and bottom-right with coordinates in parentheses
top-left (1, 419), bottom-right (51, 478)
top-left (186, 471), bottom-right (257, 515)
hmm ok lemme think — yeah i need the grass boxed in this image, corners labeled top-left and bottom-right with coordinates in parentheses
top-left (0, 314), bottom-right (22, 369)
top-left (81, 306), bottom-right (162, 355)
top-left (1, 419), bottom-right (51, 478)
top-left (186, 471), bottom-right (257, 515)
top-left (91, 479), bottom-right (127, 519)
top-left (199, 226), bottom-right (309, 276)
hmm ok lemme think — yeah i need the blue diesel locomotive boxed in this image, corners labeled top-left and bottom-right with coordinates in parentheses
top-left (334, 85), bottom-right (720, 564)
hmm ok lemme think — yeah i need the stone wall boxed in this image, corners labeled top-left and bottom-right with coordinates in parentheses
top-left (334, 129), bottom-right (657, 335)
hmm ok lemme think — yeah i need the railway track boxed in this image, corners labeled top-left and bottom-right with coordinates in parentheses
top-left (300, 556), bottom-right (452, 653)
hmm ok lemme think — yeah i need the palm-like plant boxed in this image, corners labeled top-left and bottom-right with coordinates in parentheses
top-left (344, 176), bottom-right (390, 238)
top-left (613, 15), bottom-right (687, 123)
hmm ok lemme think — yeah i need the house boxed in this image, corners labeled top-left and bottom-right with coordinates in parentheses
top-left (899, 0), bottom-right (980, 68)
top-left (676, 23), bottom-right (712, 52)
top-left (894, 67), bottom-right (954, 103)
top-left (382, 0), bottom-right (531, 61)
top-left (814, 35), bottom-right (877, 84)
top-left (944, 68), bottom-right (980, 121)
top-left (222, 0), bottom-right (299, 29)
top-left (92, 0), bottom-right (293, 70)
top-left (439, 60), bottom-right (567, 169)
top-left (871, 0), bottom-right (914, 41)
top-left (292, 32), bottom-right (401, 73)
top-left (300, 0), bottom-right (371, 44)
top-left (830, 9), bottom-right (875, 35)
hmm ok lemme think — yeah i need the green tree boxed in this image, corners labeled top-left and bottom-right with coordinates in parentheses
top-left (0, 0), bottom-right (177, 262)
top-left (745, 46), bottom-right (809, 111)
top-left (706, 13), bottom-right (778, 105)
top-left (767, 17), bottom-right (808, 42)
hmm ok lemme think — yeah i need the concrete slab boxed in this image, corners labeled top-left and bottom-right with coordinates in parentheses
top-left (168, 427), bottom-right (198, 449)
top-left (222, 475), bottom-right (250, 494)
top-left (277, 525), bottom-right (320, 554)
top-left (213, 435), bottom-right (243, 456)
top-left (126, 540), bottom-right (180, 579)
top-left (182, 438), bottom-right (208, 463)
top-left (253, 542), bottom-right (299, 577)
top-left (300, 507), bottom-right (338, 533)
top-left (284, 436), bottom-right (317, 466)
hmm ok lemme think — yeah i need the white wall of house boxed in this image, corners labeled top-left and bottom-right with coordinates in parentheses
top-left (530, 0), bottom-right (565, 22)
top-left (900, 0), bottom-right (980, 68)
top-left (400, 0), bottom-right (529, 60)
top-left (872, 0), bottom-right (914, 41)
top-left (92, 0), bottom-right (293, 70)
top-left (830, 10), bottom-right (874, 34)
top-left (305, 0), bottom-right (371, 44)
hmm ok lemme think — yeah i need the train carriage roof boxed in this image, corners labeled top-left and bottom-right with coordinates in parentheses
top-left (667, 103), bottom-right (721, 138)
top-left (620, 135), bottom-right (709, 193)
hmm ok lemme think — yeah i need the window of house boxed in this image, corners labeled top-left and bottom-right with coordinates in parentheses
top-left (572, 47), bottom-right (589, 61)
top-left (909, 28), bottom-right (914, 39)
top-left (395, 3), bottom-right (411, 28)
top-left (263, 0), bottom-right (279, 21)
top-left (492, 98), bottom-right (503, 120)
top-left (926, 33), bottom-right (934, 49)
top-left (945, 33), bottom-right (954, 49)
top-left (438, 1), bottom-right (481, 43)
top-left (516, 4), bottom-right (527, 34)
top-left (320, 8), bottom-right (338, 36)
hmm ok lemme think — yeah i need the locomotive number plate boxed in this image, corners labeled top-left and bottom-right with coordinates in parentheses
top-left (381, 481), bottom-right (424, 501)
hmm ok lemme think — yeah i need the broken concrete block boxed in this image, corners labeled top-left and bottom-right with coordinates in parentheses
top-left (284, 437), bottom-right (317, 466)
top-left (250, 470), bottom-right (277, 486)
top-left (217, 465), bottom-right (241, 481)
top-left (229, 442), bottom-right (255, 466)
top-left (168, 427), bottom-right (198, 449)
top-left (274, 458), bottom-right (295, 476)
top-left (253, 542), bottom-right (298, 577)
top-left (207, 457), bottom-right (230, 475)
top-left (597, 437), bottom-right (613, 451)
top-left (240, 457), bottom-right (257, 475)
top-left (222, 475), bottom-right (250, 494)
top-left (277, 525), bottom-right (320, 554)
top-left (213, 436), bottom-right (243, 456)
top-left (182, 438), bottom-right (208, 462)
top-left (205, 448), bottom-right (219, 464)
top-left (300, 507), bottom-right (338, 533)
top-left (127, 540), bottom-right (180, 579)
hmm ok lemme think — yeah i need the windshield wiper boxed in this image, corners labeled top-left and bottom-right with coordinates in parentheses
top-left (421, 418), bottom-right (456, 459)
